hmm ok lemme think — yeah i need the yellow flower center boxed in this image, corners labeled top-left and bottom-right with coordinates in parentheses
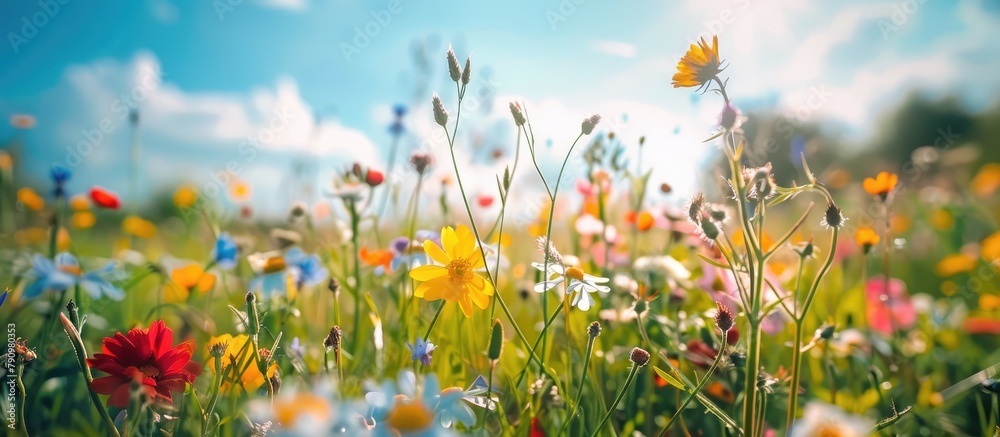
top-left (386, 397), bottom-right (434, 433)
top-left (448, 258), bottom-right (472, 283)
top-left (565, 267), bottom-right (585, 281)
top-left (58, 265), bottom-right (83, 276)
top-left (263, 257), bottom-right (286, 274)
top-left (814, 422), bottom-right (846, 437)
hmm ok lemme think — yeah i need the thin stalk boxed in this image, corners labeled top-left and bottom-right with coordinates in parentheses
top-left (591, 363), bottom-right (640, 437)
top-left (658, 330), bottom-right (728, 437)
top-left (349, 198), bottom-right (363, 356)
top-left (558, 333), bottom-right (597, 436)
top-left (423, 301), bottom-right (446, 341)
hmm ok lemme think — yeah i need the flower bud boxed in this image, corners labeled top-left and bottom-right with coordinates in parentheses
top-left (982, 378), bottom-right (1000, 394)
top-left (209, 341), bottom-right (229, 358)
top-left (488, 319), bottom-right (504, 361)
top-left (365, 169), bottom-right (385, 187)
top-left (410, 152), bottom-right (433, 175)
top-left (446, 47), bottom-right (462, 83)
top-left (730, 351), bottom-right (747, 368)
top-left (587, 321), bottom-right (602, 338)
top-left (327, 278), bottom-right (340, 296)
top-left (707, 203), bottom-right (727, 223)
top-left (816, 323), bottom-right (836, 340)
top-left (629, 347), bottom-right (650, 367)
top-left (720, 102), bottom-right (740, 130)
top-left (700, 215), bottom-right (720, 241)
top-left (432, 94), bottom-right (449, 127)
top-left (581, 114), bottom-right (601, 135)
top-left (269, 370), bottom-right (282, 394)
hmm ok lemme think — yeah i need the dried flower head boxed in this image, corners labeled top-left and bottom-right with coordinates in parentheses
top-left (687, 191), bottom-right (706, 223)
top-left (410, 152), bottom-right (433, 175)
top-left (581, 114), bottom-right (601, 135)
top-left (629, 347), bottom-right (651, 367)
top-left (327, 278), bottom-right (341, 296)
top-left (324, 325), bottom-right (343, 353)
top-left (714, 302), bottom-right (734, 331)
top-left (707, 203), bottom-right (728, 223)
top-left (821, 203), bottom-right (847, 229)
top-left (432, 94), bottom-right (449, 127)
top-left (588, 321), bottom-right (603, 338)
top-left (209, 341), bottom-right (229, 358)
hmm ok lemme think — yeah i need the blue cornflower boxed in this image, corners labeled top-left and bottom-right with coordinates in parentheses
top-left (407, 338), bottom-right (436, 366)
top-left (50, 164), bottom-right (72, 197)
top-left (211, 232), bottom-right (238, 270)
top-left (393, 104), bottom-right (407, 118)
top-left (24, 253), bottom-right (123, 300)
top-left (286, 247), bottom-right (328, 287)
top-left (0, 289), bottom-right (8, 310)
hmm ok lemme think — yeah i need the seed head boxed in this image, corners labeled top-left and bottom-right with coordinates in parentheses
top-left (324, 325), bottom-right (343, 353)
top-left (509, 102), bottom-right (526, 126)
top-left (209, 341), bottom-right (229, 358)
top-left (629, 347), bottom-right (650, 367)
top-left (581, 114), bottom-right (601, 135)
top-left (687, 192), bottom-right (705, 223)
top-left (446, 47), bottom-right (462, 83)
top-left (461, 55), bottom-right (472, 85)
top-left (587, 321), bottom-right (602, 338)
top-left (432, 94), bottom-right (449, 127)
top-left (535, 237), bottom-right (565, 266)
top-left (327, 278), bottom-right (341, 296)
top-left (707, 203), bottom-right (727, 223)
top-left (822, 203), bottom-right (846, 229)
top-left (714, 302), bottom-right (734, 332)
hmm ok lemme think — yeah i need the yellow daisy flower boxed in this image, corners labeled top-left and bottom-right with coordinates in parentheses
top-left (408, 225), bottom-right (494, 317)
top-left (672, 35), bottom-right (723, 89)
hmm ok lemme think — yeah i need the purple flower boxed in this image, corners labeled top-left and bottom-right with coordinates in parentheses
top-left (407, 338), bottom-right (436, 366)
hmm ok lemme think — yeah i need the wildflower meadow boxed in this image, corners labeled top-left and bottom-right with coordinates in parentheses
top-left (3, 2), bottom-right (1000, 436)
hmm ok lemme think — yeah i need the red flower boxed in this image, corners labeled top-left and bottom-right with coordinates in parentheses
top-left (530, 417), bottom-right (546, 437)
top-left (366, 169), bottom-right (385, 187)
top-left (477, 194), bottom-right (494, 208)
top-left (86, 320), bottom-right (200, 408)
top-left (89, 186), bottom-right (121, 210)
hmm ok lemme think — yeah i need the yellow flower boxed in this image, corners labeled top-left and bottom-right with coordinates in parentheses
top-left (57, 227), bottom-right (71, 251)
top-left (979, 294), bottom-right (1000, 311)
top-left (386, 397), bottom-right (434, 434)
top-left (273, 393), bottom-right (329, 426)
top-left (206, 334), bottom-right (278, 391)
top-left (971, 163), bottom-right (1000, 198)
top-left (164, 264), bottom-right (216, 302)
top-left (935, 254), bottom-right (976, 277)
top-left (408, 225), bottom-right (494, 317)
top-left (854, 227), bottom-right (879, 254)
top-left (122, 215), bottom-right (157, 238)
top-left (173, 185), bottom-right (197, 209)
top-left (229, 180), bottom-right (252, 202)
top-left (983, 230), bottom-right (1000, 264)
top-left (672, 35), bottom-right (723, 88)
top-left (16, 187), bottom-right (44, 211)
top-left (71, 211), bottom-right (96, 230)
top-left (929, 209), bottom-right (953, 230)
top-left (69, 194), bottom-right (90, 211)
top-left (14, 228), bottom-right (47, 245)
top-left (863, 171), bottom-right (898, 200)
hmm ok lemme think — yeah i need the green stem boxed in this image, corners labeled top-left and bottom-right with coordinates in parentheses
top-left (514, 300), bottom-right (566, 388)
top-left (423, 301), bottom-right (446, 341)
top-left (349, 199), bottom-right (363, 356)
top-left (591, 363), bottom-right (640, 437)
top-left (558, 334), bottom-right (596, 436)
top-left (658, 331), bottom-right (728, 437)
top-left (203, 358), bottom-right (224, 437)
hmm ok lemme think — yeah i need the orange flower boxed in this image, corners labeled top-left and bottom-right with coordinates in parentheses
top-left (935, 254), bottom-right (976, 277)
top-left (971, 163), bottom-right (1000, 198)
top-left (672, 35), bottom-right (723, 89)
top-left (983, 230), bottom-right (1000, 264)
top-left (165, 264), bottom-right (216, 302)
top-left (862, 171), bottom-right (898, 200)
top-left (69, 194), bottom-right (91, 211)
top-left (229, 180), bottom-right (252, 202)
top-left (963, 317), bottom-right (1000, 335)
top-left (0, 151), bottom-right (11, 171)
top-left (123, 215), bottom-right (157, 239)
top-left (71, 211), bottom-right (96, 230)
top-left (854, 227), bottom-right (879, 254)
top-left (636, 212), bottom-right (654, 231)
top-left (979, 294), bottom-right (1000, 311)
top-left (9, 114), bottom-right (36, 130)
top-left (173, 185), bottom-right (198, 209)
top-left (16, 187), bottom-right (44, 211)
top-left (360, 247), bottom-right (394, 272)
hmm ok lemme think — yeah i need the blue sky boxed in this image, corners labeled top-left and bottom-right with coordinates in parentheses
top-left (2, 0), bottom-right (998, 216)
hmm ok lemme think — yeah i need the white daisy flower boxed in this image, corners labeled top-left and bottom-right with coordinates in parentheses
top-left (531, 262), bottom-right (610, 311)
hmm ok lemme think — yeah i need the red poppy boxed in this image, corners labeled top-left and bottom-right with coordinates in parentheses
top-left (89, 186), bottom-right (121, 210)
top-left (366, 169), bottom-right (385, 187)
top-left (530, 417), bottom-right (546, 437)
top-left (86, 320), bottom-right (200, 408)
top-left (477, 194), bottom-right (494, 208)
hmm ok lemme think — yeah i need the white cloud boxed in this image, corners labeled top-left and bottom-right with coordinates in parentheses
top-left (591, 40), bottom-right (637, 58)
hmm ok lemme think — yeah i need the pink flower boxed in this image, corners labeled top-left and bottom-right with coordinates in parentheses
top-left (866, 275), bottom-right (916, 335)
